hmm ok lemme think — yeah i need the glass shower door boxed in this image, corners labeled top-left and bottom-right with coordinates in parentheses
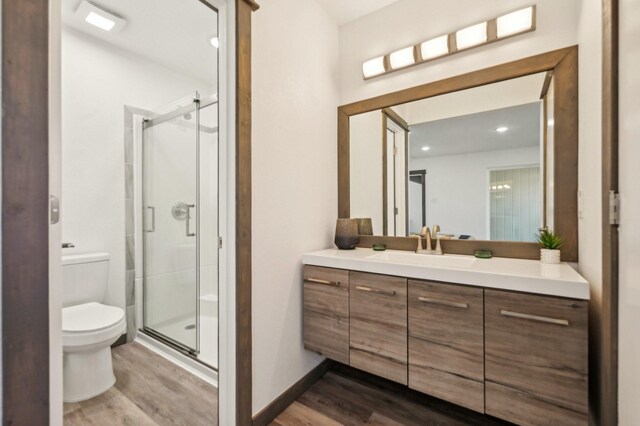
top-left (143, 94), bottom-right (200, 354)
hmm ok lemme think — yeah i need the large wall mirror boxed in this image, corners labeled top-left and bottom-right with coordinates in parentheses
top-left (339, 47), bottom-right (578, 261)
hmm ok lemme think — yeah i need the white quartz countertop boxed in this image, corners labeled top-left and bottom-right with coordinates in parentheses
top-left (302, 248), bottom-right (589, 300)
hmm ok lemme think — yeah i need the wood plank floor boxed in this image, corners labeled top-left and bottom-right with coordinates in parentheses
top-left (64, 342), bottom-right (218, 425)
top-left (271, 364), bottom-right (512, 425)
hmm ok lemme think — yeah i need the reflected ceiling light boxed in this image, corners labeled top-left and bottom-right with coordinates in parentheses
top-left (389, 46), bottom-right (415, 70)
top-left (496, 126), bottom-right (509, 133)
top-left (210, 37), bottom-right (219, 48)
top-left (497, 6), bottom-right (535, 38)
top-left (456, 22), bottom-right (487, 50)
top-left (76, 1), bottom-right (126, 32)
top-left (362, 56), bottom-right (386, 78)
top-left (420, 35), bottom-right (449, 60)
top-left (548, 119), bottom-right (555, 126)
top-left (421, 146), bottom-right (430, 151)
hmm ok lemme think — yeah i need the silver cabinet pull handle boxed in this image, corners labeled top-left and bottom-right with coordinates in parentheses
top-left (305, 278), bottom-right (340, 287)
top-left (500, 309), bottom-right (569, 326)
top-left (146, 206), bottom-right (155, 233)
top-left (356, 285), bottom-right (396, 296)
top-left (186, 203), bottom-right (195, 237)
top-left (418, 296), bottom-right (468, 309)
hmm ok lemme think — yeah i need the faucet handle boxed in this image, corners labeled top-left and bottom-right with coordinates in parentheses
top-left (434, 236), bottom-right (443, 255)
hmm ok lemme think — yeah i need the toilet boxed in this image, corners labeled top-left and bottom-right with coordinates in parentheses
top-left (62, 252), bottom-right (126, 403)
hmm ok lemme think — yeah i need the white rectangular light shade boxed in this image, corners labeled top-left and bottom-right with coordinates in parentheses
top-left (456, 22), bottom-right (488, 50)
top-left (420, 35), bottom-right (449, 60)
top-left (389, 46), bottom-right (415, 70)
top-left (362, 56), bottom-right (386, 78)
top-left (497, 7), bottom-right (534, 38)
top-left (75, 1), bottom-right (127, 32)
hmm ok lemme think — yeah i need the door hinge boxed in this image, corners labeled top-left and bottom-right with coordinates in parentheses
top-left (219, 237), bottom-right (223, 249)
top-left (609, 191), bottom-right (620, 225)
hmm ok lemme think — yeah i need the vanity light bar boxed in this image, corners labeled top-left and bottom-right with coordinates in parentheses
top-left (362, 5), bottom-right (536, 80)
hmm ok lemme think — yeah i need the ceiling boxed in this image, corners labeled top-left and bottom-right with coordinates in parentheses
top-left (315, 0), bottom-right (402, 26)
top-left (61, 0), bottom-right (218, 84)
top-left (409, 102), bottom-right (541, 159)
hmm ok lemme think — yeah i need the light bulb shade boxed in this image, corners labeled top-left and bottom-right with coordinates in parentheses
top-left (420, 35), bottom-right (449, 60)
top-left (497, 6), bottom-right (534, 38)
top-left (389, 46), bottom-right (415, 70)
top-left (362, 56), bottom-right (386, 78)
top-left (456, 22), bottom-right (487, 50)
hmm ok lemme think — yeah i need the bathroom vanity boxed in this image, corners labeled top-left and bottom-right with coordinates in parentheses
top-left (302, 248), bottom-right (589, 425)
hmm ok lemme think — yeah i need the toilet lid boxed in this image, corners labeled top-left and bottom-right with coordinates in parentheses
top-left (63, 302), bottom-right (125, 333)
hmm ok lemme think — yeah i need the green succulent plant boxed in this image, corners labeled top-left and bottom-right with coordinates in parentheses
top-left (536, 229), bottom-right (564, 250)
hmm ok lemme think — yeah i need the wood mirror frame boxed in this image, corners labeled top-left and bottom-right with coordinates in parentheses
top-left (338, 46), bottom-right (578, 262)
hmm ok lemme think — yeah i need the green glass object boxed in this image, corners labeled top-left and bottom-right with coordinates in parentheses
top-left (474, 249), bottom-right (493, 259)
top-left (372, 244), bottom-right (386, 251)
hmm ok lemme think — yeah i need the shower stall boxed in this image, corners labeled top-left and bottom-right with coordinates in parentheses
top-left (139, 92), bottom-right (219, 369)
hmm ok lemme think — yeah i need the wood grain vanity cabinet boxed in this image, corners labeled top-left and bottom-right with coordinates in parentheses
top-left (302, 265), bottom-right (350, 364)
top-left (302, 266), bottom-right (589, 425)
top-left (484, 290), bottom-right (588, 426)
top-left (408, 280), bottom-right (484, 413)
top-left (349, 271), bottom-right (408, 385)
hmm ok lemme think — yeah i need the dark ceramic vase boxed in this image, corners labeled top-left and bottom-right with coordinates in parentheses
top-left (334, 218), bottom-right (359, 250)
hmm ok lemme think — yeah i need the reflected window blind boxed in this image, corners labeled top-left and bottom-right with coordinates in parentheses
top-left (490, 166), bottom-right (541, 242)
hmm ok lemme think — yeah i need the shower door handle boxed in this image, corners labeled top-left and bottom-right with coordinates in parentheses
top-left (146, 206), bottom-right (156, 233)
top-left (186, 203), bottom-right (195, 237)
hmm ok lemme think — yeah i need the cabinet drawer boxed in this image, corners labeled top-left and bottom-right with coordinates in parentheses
top-left (408, 280), bottom-right (484, 413)
top-left (303, 265), bottom-right (349, 364)
top-left (485, 290), bottom-right (588, 424)
top-left (349, 272), bottom-right (407, 385)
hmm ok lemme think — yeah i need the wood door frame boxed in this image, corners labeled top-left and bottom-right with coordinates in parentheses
top-left (600, 0), bottom-right (619, 424)
top-left (1, 0), bottom-right (258, 423)
top-left (338, 46), bottom-right (579, 261)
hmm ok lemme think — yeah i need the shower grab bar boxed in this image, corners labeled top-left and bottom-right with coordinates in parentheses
top-left (146, 206), bottom-right (155, 233)
top-left (186, 203), bottom-right (195, 237)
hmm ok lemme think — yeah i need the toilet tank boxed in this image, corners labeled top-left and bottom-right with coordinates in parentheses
top-left (62, 252), bottom-right (110, 307)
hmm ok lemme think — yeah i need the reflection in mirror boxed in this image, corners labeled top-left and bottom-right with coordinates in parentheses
top-left (350, 71), bottom-right (555, 241)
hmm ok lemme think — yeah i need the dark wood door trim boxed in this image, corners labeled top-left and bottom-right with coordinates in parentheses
top-left (236, 0), bottom-right (256, 423)
top-left (600, 0), bottom-right (619, 424)
top-left (2, 0), bottom-right (51, 424)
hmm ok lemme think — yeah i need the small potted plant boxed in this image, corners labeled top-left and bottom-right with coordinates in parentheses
top-left (536, 229), bottom-right (564, 264)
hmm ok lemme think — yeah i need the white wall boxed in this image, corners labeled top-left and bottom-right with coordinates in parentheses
top-left (251, 0), bottom-right (339, 414)
top-left (618, 0), bottom-right (640, 423)
top-left (411, 147), bottom-right (539, 239)
top-left (61, 27), bottom-right (211, 310)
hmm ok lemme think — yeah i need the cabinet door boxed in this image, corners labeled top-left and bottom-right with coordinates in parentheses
top-left (303, 265), bottom-right (349, 364)
top-left (349, 272), bottom-right (407, 384)
top-left (485, 290), bottom-right (588, 425)
top-left (408, 280), bottom-right (484, 413)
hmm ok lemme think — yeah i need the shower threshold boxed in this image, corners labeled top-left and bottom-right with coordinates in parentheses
top-left (139, 327), bottom-right (217, 371)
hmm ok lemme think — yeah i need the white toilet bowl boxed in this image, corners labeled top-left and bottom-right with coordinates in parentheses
top-left (62, 302), bottom-right (126, 403)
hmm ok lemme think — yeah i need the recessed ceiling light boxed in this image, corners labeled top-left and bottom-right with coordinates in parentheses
top-left (496, 126), bottom-right (509, 133)
top-left (421, 146), bottom-right (430, 151)
top-left (362, 56), bottom-right (386, 79)
top-left (210, 37), bottom-right (219, 48)
top-left (76, 1), bottom-right (126, 33)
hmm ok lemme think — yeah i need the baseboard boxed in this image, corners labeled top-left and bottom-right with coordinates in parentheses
top-left (252, 359), bottom-right (335, 425)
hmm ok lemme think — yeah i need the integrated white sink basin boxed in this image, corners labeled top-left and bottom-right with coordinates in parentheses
top-left (302, 248), bottom-right (590, 300)
top-left (366, 251), bottom-right (477, 269)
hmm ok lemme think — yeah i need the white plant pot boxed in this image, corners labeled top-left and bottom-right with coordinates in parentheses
top-left (540, 248), bottom-right (561, 264)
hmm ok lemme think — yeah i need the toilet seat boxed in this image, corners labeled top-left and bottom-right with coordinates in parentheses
top-left (63, 302), bottom-right (126, 349)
